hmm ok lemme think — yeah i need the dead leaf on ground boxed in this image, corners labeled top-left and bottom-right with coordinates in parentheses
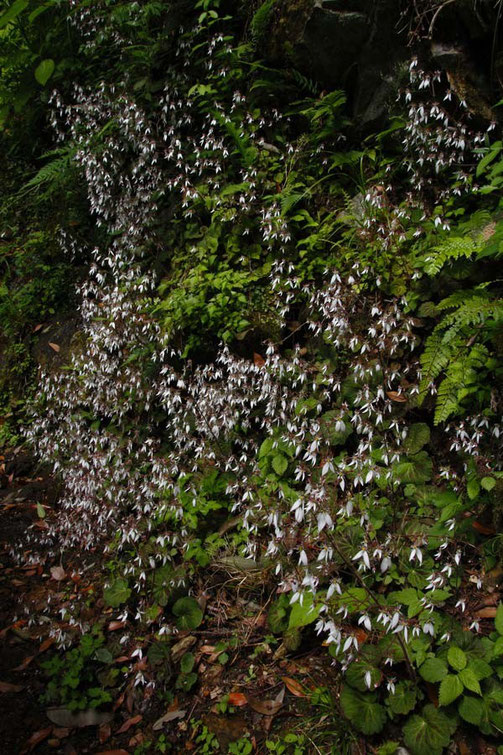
top-left (247, 686), bottom-right (285, 716)
top-left (386, 390), bottom-right (407, 403)
top-left (281, 677), bottom-right (307, 698)
top-left (0, 680), bottom-right (24, 693)
top-left (152, 709), bottom-right (186, 731)
top-left (253, 352), bottom-right (265, 367)
top-left (228, 692), bottom-right (247, 707)
top-left (48, 342), bottom-right (60, 353)
top-left (50, 565), bottom-right (66, 581)
top-left (21, 727), bottom-right (52, 753)
top-left (475, 607), bottom-right (497, 619)
top-left (13, 655), bottom-right (35, 671)
top-left (108, 621), bottom-right (126, 631)
top-left (39, 636), bottom-right (56, 653)
top-left (53, 728), bottom-right (70, 739)
top-left (46, 707), bottom-right (113, 728)
top-left (99, 723), bottom-right (111, 744)
top-left (116, 715), bottom-right (142, 734)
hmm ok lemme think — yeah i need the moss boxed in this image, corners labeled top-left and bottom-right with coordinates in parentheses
top-left (250, 0), bottom-right (281, 46)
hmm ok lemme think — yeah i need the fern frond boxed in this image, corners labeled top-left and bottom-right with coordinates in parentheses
top-left (422, 236), bottom-right (477, 276)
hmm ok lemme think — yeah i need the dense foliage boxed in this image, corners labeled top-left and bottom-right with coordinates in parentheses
top-left (1, 1), bottom-right (502, 753)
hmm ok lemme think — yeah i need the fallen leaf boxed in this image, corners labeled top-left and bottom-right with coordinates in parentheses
top-left (475, 607), bottom-right (497, 619)
top-left (46, 707), bottom-right (113, 728)
top-left (53, 728), bottom-right (70, 739)
top-left (33, 324), bottom-right (43, 333)
top-left (152, 709), bottom-right (186, 731)
top-left (386, 390), bottom-right (407, 402)
top-left (228, 692), bottom-right (247, 707)
top-left (199, 645), bottom-right (216, 654)
top-left (39, 637), bottom-right (56, 653)
top-left (96, 751), bottom-right (129, 755)
top-left (50, 565), bottom-right (66, 581)
top-left (253, 352), bottom-right (265, 367)
top-left (0, 680), bottom-right (24, 693)
top-left (48, 342), bottom-right (60, 353)
top-left (13, 655), bottom-right (35, 671)
top-left (116, 715), bottom-right (142, 734)
top-left (472, 520), bottom-right (495, 535)
top-left (99, 723), bottom-right (111, 744)
top-left (247, 686), bottom-right (284, 716)
top-left (22, 727), bottom-right (52, 753)
top-left (129, 733), bottom-right (145, 747)
top-left (281, 677), bottom-right (306, 698)
top-left (108, 621), bottom-right (126, 631)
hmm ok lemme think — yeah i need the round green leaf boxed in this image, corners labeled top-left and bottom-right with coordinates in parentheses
top-left (172, 596), bottom-right (203, 630)
top-left (103, 578), bottom-right (131, 608)
top-left (272, 454), bottom-right (288, 476)
top-left (403, 705), bottom-right (454, 755)
top-left (340, 685), bottom-right (386, 735)
top-left (35, 58), bottom-right (55, 86)
top-left (180, 651), bottom-right (195, 673)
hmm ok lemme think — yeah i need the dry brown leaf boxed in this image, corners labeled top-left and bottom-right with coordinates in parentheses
top-left (33, 324), bottom-right (43, 333)
top-left (386, 390), bottom-right (407, 403)
top-left (48, 342), bottom-right (60, 353)
top-left (475, 607), bottom-right (497, 619)
top-left (472, 520), bottom-right (495, 535)
top-left (281, 677), bottom-right (306, 698)
top-left (152, 709), bottom-right (186, 731)
top-left (13, 655), bottom-right (35, 671)
top-left (247, 686), bottom-right (284, 716)
top-left (22, 727), bottom-right (52, 753)
top-left (39, 637), bottom-right (56, 653)
top-left (50, 565), bottom-right (66, 581)
top-left (253, 352), bottom-right (265, 367)
top-left (228, 692), bottom-right (247, 707)
top-left (0, 680), bottom-right (24, 693)
top-left (116, 715), bottom-right (142, 734)
top-left (99, 723), bottom-right (111, 744)
top-left (53, 728), bottom-right (70, 739)
top-left (108, 621), bottom-right (126, 632)
top-left (129, 733), bottom-right (145, 747)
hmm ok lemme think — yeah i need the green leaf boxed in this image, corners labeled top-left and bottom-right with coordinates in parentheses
top-left (439, 674), bottom-right (464, 706)
top-left (345, 661), bottom-right (382, 692)
top-left (419, 657), bottom-right (448, 683)
top-left (148, 641), bottom-right (171, 666)
top-left (288, 593), bottom-right (321, 630)
top-left (267, 595), bottom-right (290, 633)
top-left (394, 451), bottom-right (433, 484)
top-left (34, 59), bottom-right (55, 86)
top-left (468, 657), bottom-right (493, 680)
top-left (0, 0), bottom-right (28, 30)
top-left (94, 647), bottom-right (113, 664)
top-left (447, 646), bottom-right (467, 671)
top-left (271, 454), bottom-right (288, 476)
top-left (495, 603), bottom-right (503, 635)
top-left (402, 704), bottom-right (455, 755)
top-left (175, 671), bottom-right (197, 691)
top-left (340, 685), bottom-right (386, 735)
top-left (387, 681), bottom-right (417, 716)
top-left (180, 652), bottom-right (195, 673)
top-left (103, 578), bottom-right (131, 608)
top-left (458, 695), bottom-right (483, 726)
top-left (481, 476), bottom-right (496, 492)
top-left (458, 668), bottom-right (481, 695)
top-left (467, 479), bottom-right (480, 500)
top-left (173, 597), bottom-right (203, 630)
top-left (403, 423), bottom-right (430, 455)
top-left (36, 502), bottom-right (46, 519)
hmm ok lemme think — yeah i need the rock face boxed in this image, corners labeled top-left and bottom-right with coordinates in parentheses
top-left (257, 0), bottom-right (502, 126)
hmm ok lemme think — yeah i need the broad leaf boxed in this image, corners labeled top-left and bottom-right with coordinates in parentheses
top-left (458, 667), bottom-right (481, 695)
top-left (458, 695), bottom-right (483, 726)
top-left (402, 704), bottom-right (454, 755)
top-left (447, 646), bottom-right (467, 671)
top-left (403, 423), bottom-right (430, 455)
top-left (272, 454), bottom-right (288, 476)
top-left (35, 59), bottom-right (55, 86)
top-left (419, 657), bottom-right (448, 683)
top-left (103, 578), bottom-right (131, 608)
top-left (288, 592), bottom-right (321, 630)
top-left (340, 685), bottom-right (386, 735)
top-left (387, 681), bottom-right (417, 716)
top-left (173, 597), bottom-right (203, 630)
top-left (495, 603), bottom-right (503, 635)
top-left (0, 0), bottom-right (28, 30)
top-left (438, 674), bottom-right (463, 706)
